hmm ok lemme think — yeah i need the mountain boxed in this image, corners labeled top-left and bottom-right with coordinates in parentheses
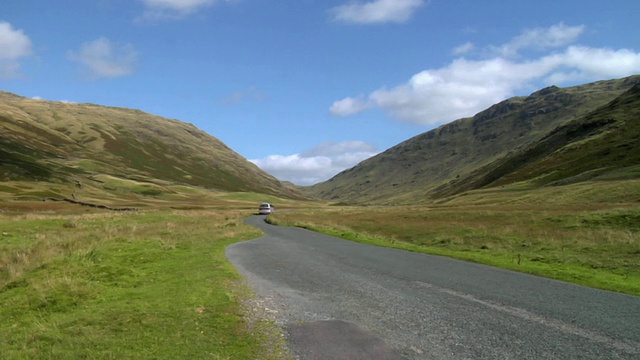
top-left (0, 92), bottom-right (303, 202)
top-left (306, 76), bottom-right (640, 204)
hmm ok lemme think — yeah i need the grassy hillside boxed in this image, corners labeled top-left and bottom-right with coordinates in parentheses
top-left (0, 92), bottom-right (303, 204)
top-left (306, 76), bottom-right (640, 204)
top-left (431, 83), bottom-right (640, 198)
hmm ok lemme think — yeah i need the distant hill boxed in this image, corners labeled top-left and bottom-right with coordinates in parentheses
top-left (0, 92), bottom-right (303, 202)
top-left (306, 76), bottom-right (640, 204)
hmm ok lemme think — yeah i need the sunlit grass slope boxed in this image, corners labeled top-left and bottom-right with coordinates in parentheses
top-left (0, 90), bottom-right (303, 200)
top-left (307, 75), bottom-right (640, 204)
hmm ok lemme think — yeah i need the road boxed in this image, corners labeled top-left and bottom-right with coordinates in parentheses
top-left (226, 216), bottom-right (640, 359)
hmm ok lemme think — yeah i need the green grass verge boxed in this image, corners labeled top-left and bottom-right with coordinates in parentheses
top-left (0, 209), bottom-right (285, 359)
top-left (268, 205), bottom-right (640, 297)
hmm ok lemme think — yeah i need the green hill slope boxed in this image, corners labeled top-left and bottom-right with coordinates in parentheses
top-left (0, 92), bottom-right (302, 202)
top-left (306, 76), bottom-right (640, 204)
top-left (444, 83), bottom-right (640, 195)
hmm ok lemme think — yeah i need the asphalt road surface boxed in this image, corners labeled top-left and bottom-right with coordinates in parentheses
top-left (226, 216), bottom-right (640, 359)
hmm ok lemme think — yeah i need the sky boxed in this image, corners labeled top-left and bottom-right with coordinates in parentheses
top-left (1, 0), bottom-right (640, 185)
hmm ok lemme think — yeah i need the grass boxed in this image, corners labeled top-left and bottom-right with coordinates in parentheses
top-left (0, 205), bottom-right (289, 360)
top-left (1, 93), bottom-right (303, 199)
top-left (1, 178), bottom-right (638, 359)
top-left (267, 201), bottom-right (640, 297)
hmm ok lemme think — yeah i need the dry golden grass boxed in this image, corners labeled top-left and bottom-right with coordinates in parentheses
top-left (269, 202), bottom-right (640, 296)
top-left (1, 92), bottom-right (304, 198)
top-left (1, 211), bottom-right (134, 287)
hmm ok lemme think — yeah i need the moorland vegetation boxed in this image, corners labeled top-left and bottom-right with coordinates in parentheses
top-left (306, 76), bottom-right (640, 204)
top-left (1, 75), bottom-right (639, 358)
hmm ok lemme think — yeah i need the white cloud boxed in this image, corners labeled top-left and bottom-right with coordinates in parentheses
top-left (330, 96), bottom-right (372, 116)
top-left (331, 23), bottom-right (640, 126)
top-left (369, 58), bottom-right (539, 125)
top-left (0, 22), bottom-right (32, 79)
top-left (331, 0), bottom-right (426, 24)
top-left (496, 23), bottom-right (585, 57)
top-left (68, 37), bottom-right (138, 79)
top-left (139, 0), bottom-right (230, 21)
top-left (251, 141), bottom-right (379, 185)
top-left (453, 42), bottom-right (475, 56)
top-left (543, 46), bottom-right (640, 83)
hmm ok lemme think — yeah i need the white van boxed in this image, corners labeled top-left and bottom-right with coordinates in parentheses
top-left (258, 203), bottom-right (275, 215)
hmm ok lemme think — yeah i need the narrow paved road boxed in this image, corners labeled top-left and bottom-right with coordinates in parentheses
top-left (226, 216), bottom-right (640, 360)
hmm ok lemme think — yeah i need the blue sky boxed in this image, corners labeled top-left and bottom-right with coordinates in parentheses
top-left (2, 0), bottom-right (639, 185)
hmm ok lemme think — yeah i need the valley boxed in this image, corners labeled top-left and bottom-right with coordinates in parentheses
top-left (1, 75), bottom-right (639, 359)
